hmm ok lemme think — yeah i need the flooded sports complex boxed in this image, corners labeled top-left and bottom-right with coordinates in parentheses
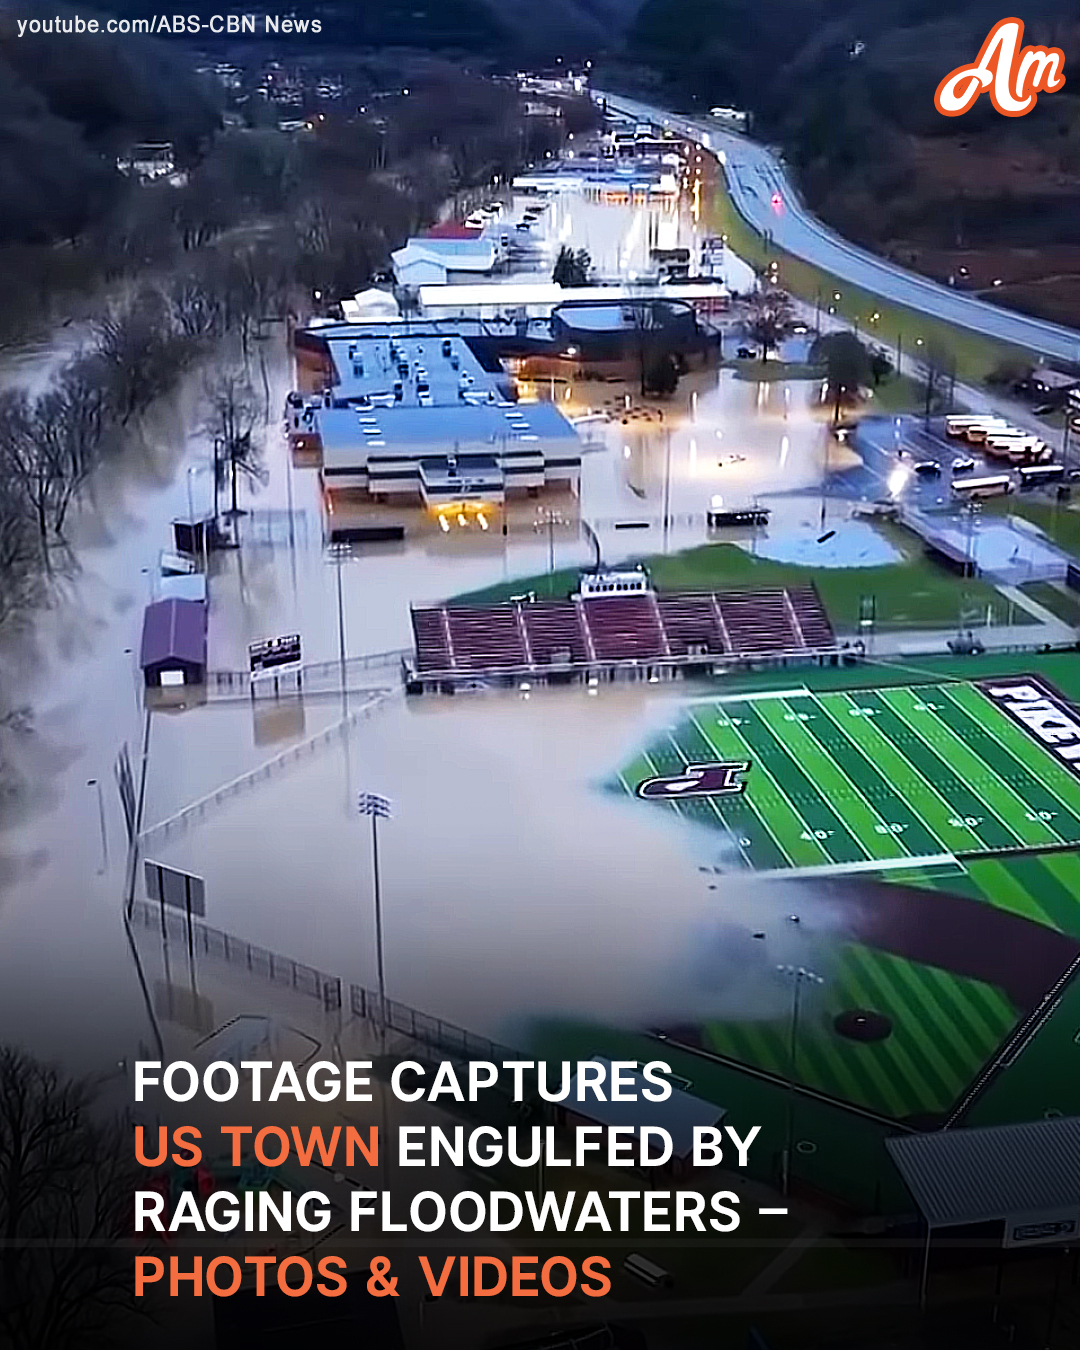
top-left (6, 128), bottom-right (1080, 1221)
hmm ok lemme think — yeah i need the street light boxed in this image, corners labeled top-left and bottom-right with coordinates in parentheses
top-left (326, 543), bottom-right (353, 699)
top-left (776, 962), bottom-right (824, 1196)
top-left (358, 792), bottom-right (392, 1030)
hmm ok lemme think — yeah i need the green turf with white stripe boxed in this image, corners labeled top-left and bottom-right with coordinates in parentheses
top-left (615, 682), bottom-right (1080, 873)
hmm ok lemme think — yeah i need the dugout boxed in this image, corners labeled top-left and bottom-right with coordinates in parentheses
top-left (922, 531), bottom-right (976, 579)
top-left (887, 1116), bottom-right (1080, 1307)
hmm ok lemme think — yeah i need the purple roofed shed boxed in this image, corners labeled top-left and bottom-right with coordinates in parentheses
top-left (139, 597), bottom-right (207, 688)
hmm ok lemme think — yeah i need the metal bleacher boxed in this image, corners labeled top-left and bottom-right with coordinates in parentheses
top-left (410, 584), bottom-right (836, 683)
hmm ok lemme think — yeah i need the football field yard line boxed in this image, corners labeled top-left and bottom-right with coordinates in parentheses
top-left (780, 691), bottom-right (947, 861)
top-left (936, 683), bottom-right (1080, 844)
top-left (689, 708), bottom-right (828, 868)
top-left (656, 719), bottom-right (789, 870)
top-left (947, 681), bottom-right (1080, 807)
top-left (754, 696), bottom-right (909, 863)
top-left (836, 690), bottom-right (1020, 855)
top-left (715, 703), bottom-right (873, 867)
top-left (737, 701), bottom-right (879, 865)
top-left (807, 692), bottom-right (953, 858)
top-left (885, 684), bottom-right (1065, 849)
top-left (822, 692), bottom-right (980, 855)
top-left (691, 707), bottom-right (844, 869)
top-left (661, 731), bottom-right (785, 870)
top-left (631, 745), bottom-right (747, 860)
top-left (710, 688), bottom-right (811, 705)
top-left (878, 687), bottom-right (1057, 853)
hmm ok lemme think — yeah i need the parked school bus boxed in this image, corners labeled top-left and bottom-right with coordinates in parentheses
top-left (1018, 463), bottom-right (1065, 488)
top-left (952, 473), bottom-right (1013, 498)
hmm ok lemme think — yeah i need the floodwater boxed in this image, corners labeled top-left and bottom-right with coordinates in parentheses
top-left (751, 519), bottom-right (904, 568)
top-left (0, 187), bottom-right (843, 1071)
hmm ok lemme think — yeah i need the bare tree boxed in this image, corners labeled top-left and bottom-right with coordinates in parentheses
top-left (921, 340), bottom-right (955, 424)
top-left (201, 371), bottom-right (264, 521)
top-left (93, 290), bottom-right (185, 426)
top-left (0, 393), bottom-right (50, 562)
top-left (0, 485), bottom-right (40, 626)
top-left (0, 1046), bottom-right (141, 1350)
top-left (32, 361), bottom-right (107, 540)
top-left (166, 273), bottom-right (226, 340)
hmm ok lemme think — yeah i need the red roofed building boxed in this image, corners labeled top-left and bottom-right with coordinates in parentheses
top-left (423, 219), bottom-right (482, 240)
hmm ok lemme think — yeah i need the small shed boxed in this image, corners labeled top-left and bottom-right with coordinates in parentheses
top-left (139, 598), bottom-right (207, 688)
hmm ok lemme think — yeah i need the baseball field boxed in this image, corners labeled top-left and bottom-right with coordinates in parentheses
top-left (614, 677), bottom-right (1080, 1123)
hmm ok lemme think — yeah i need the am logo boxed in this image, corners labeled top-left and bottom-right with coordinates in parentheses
top-left (637, 762), bottom-right (750, 799)
top-left (935, 18), bottom-right (1065, 118)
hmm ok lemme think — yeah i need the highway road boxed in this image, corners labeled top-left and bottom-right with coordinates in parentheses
top-left (594, 89), bottom-right (1080, 367)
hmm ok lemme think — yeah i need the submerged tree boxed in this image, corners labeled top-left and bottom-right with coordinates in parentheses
top-left (552, 245), bottom-right (591, 288)
top-left (201, 371), bottom-right (264, 521)
top-left (745, 291), bottom-right (793, 362)
top-left (810, 330), bottom-right (871, 422)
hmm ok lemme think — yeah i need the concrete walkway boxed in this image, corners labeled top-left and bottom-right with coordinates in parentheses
top-left (859, 621), bottom-right (1075, 659)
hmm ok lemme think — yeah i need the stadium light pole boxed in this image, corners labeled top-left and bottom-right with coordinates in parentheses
top-left (358, 792), bottom-right (392, 1032)
top-left (326, 542), bottom-right (350, 700)
top-left (777, 963), bottom-right (823, 1197)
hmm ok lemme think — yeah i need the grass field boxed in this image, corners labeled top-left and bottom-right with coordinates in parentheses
top-left (611, 678), bottom-right (1080, 1122)
top-left (451, 538), bottom-right (1026, 631)
top-left (615, 681), bottom-right (1080, 873)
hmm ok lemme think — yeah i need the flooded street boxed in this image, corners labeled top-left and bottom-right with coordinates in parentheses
top-left (0, 185), bottom-right (842, 1070)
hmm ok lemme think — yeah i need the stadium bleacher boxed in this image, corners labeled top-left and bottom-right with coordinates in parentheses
top-left (411, 584), bottom-right (835, 681)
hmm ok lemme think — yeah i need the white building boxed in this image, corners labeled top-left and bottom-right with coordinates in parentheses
top-left (391, 237), bottom-right (500, 289)
top-left (295, 324), bottom-right (580, 508)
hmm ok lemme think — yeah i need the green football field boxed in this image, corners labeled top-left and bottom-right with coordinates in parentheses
top-left (618, 682), bottom-right (1080, 873)
top-left (614, 679), bottom-right (1080, 1122)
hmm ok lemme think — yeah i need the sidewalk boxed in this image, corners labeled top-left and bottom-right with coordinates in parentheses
top-left (860, 621), bottom-right (1075, 659)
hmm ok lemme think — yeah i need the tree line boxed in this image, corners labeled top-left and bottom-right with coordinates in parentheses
top-left (0, 45), bottom-right (574, 629)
